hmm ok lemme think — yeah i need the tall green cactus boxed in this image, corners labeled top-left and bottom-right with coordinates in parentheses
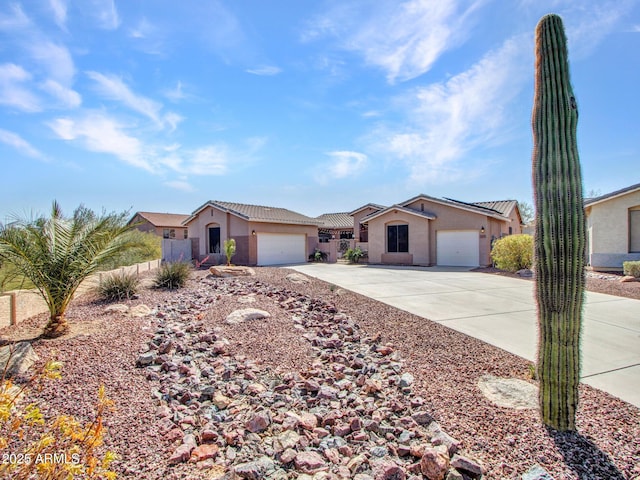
top-left (532, 14), bottom-right (586, 431)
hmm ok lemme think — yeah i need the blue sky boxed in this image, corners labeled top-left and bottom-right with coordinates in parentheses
top-left (0, 0), bottom-right (638, 221)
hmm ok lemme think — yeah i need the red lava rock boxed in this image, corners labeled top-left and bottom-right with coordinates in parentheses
top-left (420, 446), bottom-right (450, 480)
top-left (294, 451), bottom-right (328, 474)
top-left (450, 454), bottom-right (484, 476)
top-left (373, 459), bottom-right (406, 480)
top-left (245, 411), bottom-right (271, 433)
top-left (190, 444), bottom-right (219, 462)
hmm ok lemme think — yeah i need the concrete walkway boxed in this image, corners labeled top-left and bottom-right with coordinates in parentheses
top-left (288, 263), bottom-right (640, 408)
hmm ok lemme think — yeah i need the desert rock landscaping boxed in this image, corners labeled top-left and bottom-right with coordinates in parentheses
top-left (1, 268), bottom-right (638, 479)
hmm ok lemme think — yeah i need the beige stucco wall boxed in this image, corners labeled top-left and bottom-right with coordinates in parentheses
top-left (586, 190), bottom-right (640, 269)
top-left (587, 191), bottom-right (640, 253)
top-left (352, 207), bottom-right (381, 242)
top-left (404, 199), bottom-right (501, 267)
top-left (186, 205), bottom-right (318, 265)
top-left (366, 210), bottom-right (430, 265)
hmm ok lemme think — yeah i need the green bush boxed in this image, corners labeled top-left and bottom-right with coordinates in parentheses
top-left (490, 234), bottom-right (534, 272)
top-left (98, 271), bottom-right (139, 301)
top-left (623, 261), bottom-right (640, 278)
top-left (154, 261), bottom-right (191, 290)
top-left (344, 247), bottom-right (364, 264)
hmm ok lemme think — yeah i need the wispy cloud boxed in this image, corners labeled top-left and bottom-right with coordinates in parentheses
top-left (87, 71), bottom-right (180, 130)
top-left (163, 81), bottom-right (191, 103)
top-left (0, 63), bottom-right (42, 112)
top-left (48, 0), bottom-right (68, 29)
top-left (0, 128), bottom-right (44, 159)
top-left (316, 150), bottom-right (367, 184)
top-left (48, 113), bottom-right (152, 171)
top-left (164, 179), bottom-right (195, 192)
top-left (27, 40), bottom-right (75, 84)
top-left (303, 0), bottom-right (486, 83)
top-left (0, 4), bottom-right (31, 30)
top-left (246, 65), bottom-right (282, 76)
top-left (564, 1), bottom-right (637, 57)
top-left (91, 0), bottom-right (120, 30)
top-left (40, 79), bottom-right (81, 108)
top-left (372, 36), bottom-right (528, 184)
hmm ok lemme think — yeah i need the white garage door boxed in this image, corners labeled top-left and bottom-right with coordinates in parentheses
top-left (257, 233), bottom-right (306, 265)
top-left (436, 230), bottom-right (480, 267)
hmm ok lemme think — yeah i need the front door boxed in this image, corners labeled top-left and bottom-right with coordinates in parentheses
top-left (208, 227), bottom-right (221, 254)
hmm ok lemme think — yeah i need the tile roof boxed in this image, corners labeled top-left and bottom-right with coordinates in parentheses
top-left (188, 200), bottom-right (320, 226)
top-left (315, 212), bottom-right (354, 229)
top-left (132, 212), bottom-right (190, 227)
top-left (404, 194), bottom-right (510, 221)
top-left (349, 203), bottom-right (386, 216)
top-left (584, 182), bottom-right (640, 206)
top-left (361, 205), bottom-right (437, 223)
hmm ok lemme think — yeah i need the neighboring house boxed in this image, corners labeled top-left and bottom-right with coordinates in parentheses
top-left (354, 195), bottom-right (522, 267)
top-left (184, 200), bottom-right (320, 266)
top-left (128, 212), bottom-right (190, 239)
top-left (584, 182), bottom-right (640, 271)
top-left (315, 213), bottom-right (354, 242)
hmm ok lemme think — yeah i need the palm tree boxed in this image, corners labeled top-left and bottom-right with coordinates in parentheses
top-left (0, 201), bottom-right (139, 337)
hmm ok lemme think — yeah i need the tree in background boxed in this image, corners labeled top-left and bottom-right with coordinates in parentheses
top-left (517, 201), bottom-right (534, 225)
top-left (531, 14), bottom-right (586, 431)
top-left (0, 202), bottom-right (139, 338)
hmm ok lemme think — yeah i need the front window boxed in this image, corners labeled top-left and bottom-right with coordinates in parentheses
top-left (183, 229), bottom-right (188, 239)
top-left (387, 224), bottom-right (408, 252)
top-left (163, 228), bottom-right (176, 239)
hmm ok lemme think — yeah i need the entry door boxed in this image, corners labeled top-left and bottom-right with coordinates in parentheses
top-left (208, 227), bottom-right (221, 254)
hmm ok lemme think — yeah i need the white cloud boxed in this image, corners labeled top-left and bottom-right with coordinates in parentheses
top-left (27, 40), bottom-right (75, 85)
top-left (316, 151), bottom-right (368, 184)
top-left (187, 146), bottom-right (229, 175)
top-left (0, 128), bottom-right (44, 159)
top-left (165, 179), bottom-right (195, 192)
top-left (0, 4), bottom-right (31, 30)
top-left (164, 81), bottom-right (188, 102)
top-left (40, 79), bottom-right (81, 108)
top-left (303, 0), bottom-right (486, 83)
top-left (163, 112), bottom-right (184, 133)
top-left (246, 65), bottom-right (282, 76)
top-left (91, 0), bottom-right (120, 30)
top-left (48, 0), bottom-right (68, 29)
top-left (87, 71), bottom-right (165, 125)
top-left (372, 36), bottom-right (528, 184)
top-left (48, 113), bottom-right (153, 171)
top-left (0, 63), bottom-right (41, 112)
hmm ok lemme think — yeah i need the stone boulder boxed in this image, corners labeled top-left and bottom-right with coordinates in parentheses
top-left (620, 275), bottom-right (638, 283)
top-left (477, 375), bottom-right (537, 410)
top-left (0, 342), bottom-right (39, 377)
top-left (209, 266), bottom-right (256, 277)
top-left (225, 308), bottom-right (271, 325)
top-left (285, 273), bottom-right (309, 284)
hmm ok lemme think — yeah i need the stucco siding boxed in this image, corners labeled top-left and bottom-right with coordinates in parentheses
top-left (586, 190), bottom-right (640, 269)
top-left (367, 211), bottom-right (430, 265)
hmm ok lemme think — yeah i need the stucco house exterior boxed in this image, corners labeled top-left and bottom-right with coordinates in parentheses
top-left (129, 212), bottom-right (190, 239)
top-left (354, 195), bottom-right (522, 267)
top-left (184, 201), bottom-right (319, 266)
top-left (315, 213), bottom-right (354, 243)
top-left (584, 183), bottom-right (640, 271)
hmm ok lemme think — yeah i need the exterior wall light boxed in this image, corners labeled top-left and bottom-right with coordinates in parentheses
top-left (252, 230), bottom-right (256, 236)
top-left (480, 226), bottom-right (485, 234)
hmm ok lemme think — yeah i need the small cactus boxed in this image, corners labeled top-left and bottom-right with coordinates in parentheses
top-left (532, 13), bottom-right (586, 431)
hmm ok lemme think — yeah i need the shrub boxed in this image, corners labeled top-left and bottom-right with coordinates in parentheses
top-left (154, 261), bottom-right (191, 290)
top-left (623, 261), bottom-right (640, 278)
top-left (490, 234), bottom-right (534, 272)
top-left (310, 249), bottom-right (327, 262)
top-left (345, 247), bottom-right (364, 264)
top-left (0, 356), bottom-right (118, 479)
top-left (99, 230), bottom-right (161, 271)
top-left (224, 239), bottom-right (236, 266)
top-left (98, 271), bottom-right (139, 301)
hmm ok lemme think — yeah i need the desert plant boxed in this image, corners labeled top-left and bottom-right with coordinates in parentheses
top-left (0, 354), bottom-right (118, 479)
top-left (154, 261), bottom-right (191, 290)
top-left (310, 249), bottom-right (327, 262)
top-left (344, 247), bottom-right (364, 264)
top-left (98, 271), bottom-right (139, 301)
top-left (490, 234), bottom-right (533, 272)
top-left (0, 202), bottom-right (140, 337)
top-left (223, 238), bottom-right (236, 266)
top-left (623, 261), bottom-right (640, 278)
top-left (532, 14), bottom-right (586, 431)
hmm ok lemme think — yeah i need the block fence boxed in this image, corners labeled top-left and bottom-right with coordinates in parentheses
top-left (0, 259), bottom-right (161, 329)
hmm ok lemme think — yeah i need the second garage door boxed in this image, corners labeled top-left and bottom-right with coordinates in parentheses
top-left (257, 233), bottom-right (306, 265)
top-left (436, 230), bottom-right (479, 267)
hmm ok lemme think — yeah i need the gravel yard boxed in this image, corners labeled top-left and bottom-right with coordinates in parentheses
top-left (1, 267), bottom-right (638, 479)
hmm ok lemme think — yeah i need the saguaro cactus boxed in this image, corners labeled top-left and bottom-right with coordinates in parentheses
top-left (532, 14), bottom-right (586, 431)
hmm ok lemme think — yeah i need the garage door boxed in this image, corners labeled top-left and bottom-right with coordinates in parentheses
top-left (436, 230), bottom-right (480, 267)
top-left (257, 233), bottom-right (306, 265)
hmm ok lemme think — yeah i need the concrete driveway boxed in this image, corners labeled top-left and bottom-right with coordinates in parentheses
top-left (288, 263), bottom-right (640, 408)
